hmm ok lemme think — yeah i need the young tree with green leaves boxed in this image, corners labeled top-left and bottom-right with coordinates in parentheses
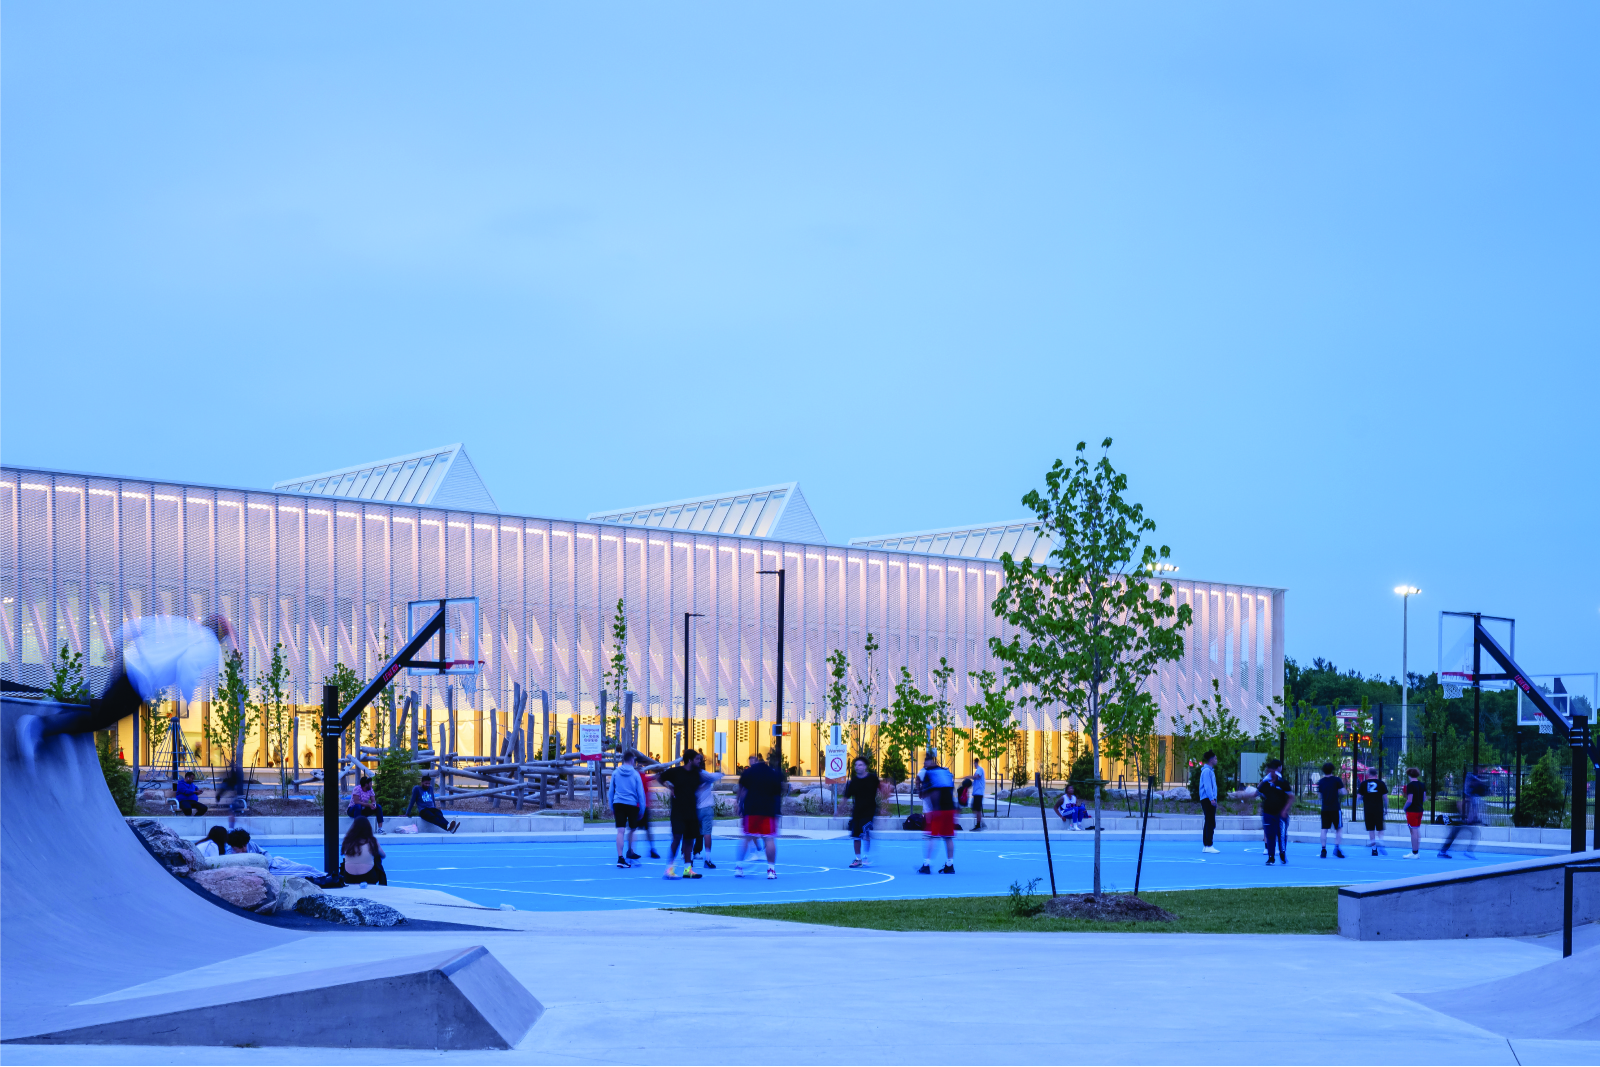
top-left (206, 649), bottom-right (256, 778)
top-left (256, 643), bottom-right (294, 797)
top-left (848, 632), bottom-right (883, 764)
top-left (1175, 679), bottom-right (1250, 799)
top-left (602, 599), bottom-right (629, 745)
top-left (927, 657), bottom-right (963, 769)
top-left (965, 669), bottom-right (1019, 817)
top-left (990, 439), bottom-right (1193, 896)
top-left (45, 644), bottom-right (90, 703)
top-left (1515, 748), bottom-right (1566, 828)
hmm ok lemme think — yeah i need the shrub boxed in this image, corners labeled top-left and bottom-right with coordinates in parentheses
top-left (1514, 750), bottom-right (1566, 828)
top-left (374, 747), bottom-right (422, 817)
top-left (96, 731), bottom-right (137, 815)
top-left (1008, 877), bottom-right (1044, 917)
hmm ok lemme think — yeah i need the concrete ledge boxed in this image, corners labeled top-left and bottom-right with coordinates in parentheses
top-left (3, 946), bottom-right (543, 1049)
top-left (1338, 849), bottom-right (1600, 941)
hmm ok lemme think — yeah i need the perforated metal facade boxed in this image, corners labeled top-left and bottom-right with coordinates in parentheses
top-left (0, 463), bottom-right (1284, 770)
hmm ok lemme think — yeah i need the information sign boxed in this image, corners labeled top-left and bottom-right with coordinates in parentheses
top-left (578, 723), bottom-right (602, 761)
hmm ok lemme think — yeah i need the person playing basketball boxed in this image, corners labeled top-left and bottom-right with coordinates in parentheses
top-left (917, 751), bottom-right (957, 874)
top-left (1360, 771), bottom-right (1390, 855)
top-left (1400, 767), bottom-right (1426, 859)
top-left (735, 752), bottom-right (783, 879)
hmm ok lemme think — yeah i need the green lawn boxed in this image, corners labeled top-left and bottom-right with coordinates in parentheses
top-left (679, 885), bottom-right (1338, 935)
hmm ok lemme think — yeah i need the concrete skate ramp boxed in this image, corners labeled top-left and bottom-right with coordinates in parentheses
top-left (0, 696), bottom-right (541, 1048)
top-left (8, 945), bottom-right (543, 1049)
top-left (1405, 946), bottom-right (1600, 1040)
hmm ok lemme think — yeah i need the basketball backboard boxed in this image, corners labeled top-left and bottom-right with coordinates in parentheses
top-left (406, 598), bottom-right (481, 675)
top-left (1518, 673), bottom-right (1598, 734)
top-left (1438, 612), bottom-right (1514, 698)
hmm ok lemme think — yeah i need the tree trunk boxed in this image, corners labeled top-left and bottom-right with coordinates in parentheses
top-left (1091, 692), bottom-right (1102, 897)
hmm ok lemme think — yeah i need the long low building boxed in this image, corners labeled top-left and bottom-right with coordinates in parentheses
top-left (0, 450), bottom-right (1284, 781)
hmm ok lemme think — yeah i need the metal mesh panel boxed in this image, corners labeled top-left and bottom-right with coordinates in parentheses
top-left (0, 464), bottom-right (1288, 758)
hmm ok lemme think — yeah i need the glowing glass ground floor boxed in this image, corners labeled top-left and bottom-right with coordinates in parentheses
top-left (2, 462), bottom-right (1284, 784)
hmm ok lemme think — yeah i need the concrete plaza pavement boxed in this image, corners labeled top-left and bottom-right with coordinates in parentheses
top-left (8, 902), bottom-right (1598, 1066)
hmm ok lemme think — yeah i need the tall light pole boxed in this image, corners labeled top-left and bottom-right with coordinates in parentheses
top-left (1394, 586), bottom-right (1420, 757)
top-left (758, 568), bottom-right (786, 760)
top-left (682, 612), bottom-right (703, 756)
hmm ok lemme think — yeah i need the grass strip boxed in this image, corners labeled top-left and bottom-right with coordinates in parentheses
top-left (679, 885), bottom-right (1338, 934)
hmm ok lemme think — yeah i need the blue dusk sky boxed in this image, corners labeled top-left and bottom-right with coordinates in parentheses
top-left (3, 3), bottom-right (1596, 681)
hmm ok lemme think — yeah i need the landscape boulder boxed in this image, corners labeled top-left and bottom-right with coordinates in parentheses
top-left (295, 894), bottom-right (407, 927)
top-left (192, 867), bottom-right (279, 913)
top-left (274, 875), bottom-right (324, 914)
top-left (127, 818), bottom-right (202, 876)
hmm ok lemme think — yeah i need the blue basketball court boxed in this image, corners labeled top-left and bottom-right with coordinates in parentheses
top-left (273, 836), bottom-right (1509, 911)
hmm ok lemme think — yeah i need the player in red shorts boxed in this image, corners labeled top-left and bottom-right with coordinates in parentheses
top-left (1400, 766), bottom-right (1426, 859)
top-left (735, 751), bottom-right (783, 879)
top-left (917, 751), bottom-right (957, 874)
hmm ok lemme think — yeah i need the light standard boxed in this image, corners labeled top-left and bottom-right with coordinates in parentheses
top-left (758, 568), bottom-right (786, 763)
top-left (1394, 586), bottom-right (1421, 757)
top-left (682, 612), bottom-right (704, 758)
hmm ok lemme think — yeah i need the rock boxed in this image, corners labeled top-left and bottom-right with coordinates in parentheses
top-left (127, 818), bottom-right (202, 876)
top-left (294, 895), bottom-right (407, 927)
top-left (193, 867), bottom-right (279, 913)
top-left (274, 875), bottom-right (324, 914)
top-left (1041, 893), bottom-right (1177, 923)
top-left (1004, 786), bottom-right (1039, 799)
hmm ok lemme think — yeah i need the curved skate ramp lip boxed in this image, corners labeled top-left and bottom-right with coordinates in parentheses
top-left (0, 696), bottom-right (541, 1049)
top-left (1404, 947), bottom-right (1600, 1041)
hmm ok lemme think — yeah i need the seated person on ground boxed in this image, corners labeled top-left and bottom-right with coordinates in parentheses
top-left (194, 825), bottom-right (229, 858)
top-left (405, 775), bottom-right (459, 833)
top-left (226, 828), bottom-right (267, 854)
top-left (339, 816), bottom-right (388, 886)
top-left (175, 771), bottom-right (208, 816)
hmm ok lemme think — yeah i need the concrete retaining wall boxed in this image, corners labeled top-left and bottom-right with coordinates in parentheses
top-left (146, 812), bottom-right (585, 837)
top-left (1338, 849), bottom-right (1600, 941)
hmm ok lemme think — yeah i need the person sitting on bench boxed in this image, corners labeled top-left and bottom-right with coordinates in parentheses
top-left (347, 775), bottom-right (385, 833)
top-left (175, 771), bottom-right (208, 816)
top-left (405, 775), bottom-right (458, 833)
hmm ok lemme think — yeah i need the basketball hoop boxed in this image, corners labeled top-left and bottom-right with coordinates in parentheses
top-left (1441, 672), bottom-right (1471, 700)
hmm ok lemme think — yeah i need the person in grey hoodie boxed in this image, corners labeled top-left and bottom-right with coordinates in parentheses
top-left (609, 750), bottom-right (649, 868)
top-left (1198, 751), bottom-right (1220, 854)
top-left (692, 751), bottom-right (725, 869)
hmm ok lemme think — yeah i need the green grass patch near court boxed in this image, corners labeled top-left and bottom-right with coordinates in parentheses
top-left (679, 885), bottom-right (1338, 934)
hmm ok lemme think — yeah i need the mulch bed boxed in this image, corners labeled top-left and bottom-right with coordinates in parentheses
top-left (1041, 893), bottom-right (1177, 923)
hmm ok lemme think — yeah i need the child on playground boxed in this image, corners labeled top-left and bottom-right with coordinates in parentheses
top-left (1400, 767), bottom-right (1426, 858)
top-left (348, 775), bottom-right (385, 834)
top-left (339, 816), bottom-right (387, 886)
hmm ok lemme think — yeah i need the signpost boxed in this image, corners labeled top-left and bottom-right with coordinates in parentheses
top-left (578, 723), bottom-right (602, 760)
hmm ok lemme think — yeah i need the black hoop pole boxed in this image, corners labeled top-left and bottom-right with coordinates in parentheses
top-left (1036, 772), bottom-right (1057, 897)
top-left (321, 683), bottom-right (340, 877)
